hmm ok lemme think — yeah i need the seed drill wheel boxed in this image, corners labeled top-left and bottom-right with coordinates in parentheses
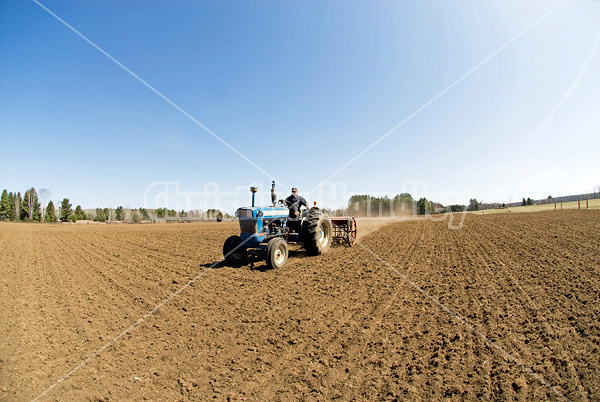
top-left (266, 237), bottom-right (289, 269)
top-left (347, 216), bottom-right (357, 246)
top-left (223, 235), bottom-right (247, 265)
top-left (301, 208), bottom-right (332, 256)
top-left (330, 216), bottom-right (358, 247)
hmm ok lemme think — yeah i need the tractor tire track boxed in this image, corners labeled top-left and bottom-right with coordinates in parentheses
top-left (247, 221), bottom-right (425, 400)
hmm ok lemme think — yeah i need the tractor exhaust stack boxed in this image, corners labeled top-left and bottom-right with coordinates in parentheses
top-left (271, 181), bottom-right (277, 207)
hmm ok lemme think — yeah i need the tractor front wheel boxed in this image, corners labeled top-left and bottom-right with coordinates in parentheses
top-left (266, 238), bottom-right (288, 269)
top-left (223, 235), bottom-right (247, 266)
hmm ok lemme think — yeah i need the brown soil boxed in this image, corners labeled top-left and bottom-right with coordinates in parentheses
top-left (1, 210), bottom-right (599, 401)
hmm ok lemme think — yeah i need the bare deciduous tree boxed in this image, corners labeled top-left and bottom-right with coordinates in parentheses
top-left (14, 192), bottom-right (21, 221)
top-left (38, 188), bottom-right (51, 221)
top-left (28, 191), bottom-right (34, 220)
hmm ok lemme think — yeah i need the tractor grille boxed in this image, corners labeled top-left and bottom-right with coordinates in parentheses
top-left (237, 209), bottom-right (257, 233)
top-left (237, 208), bottom-right (253, 218)
top-left (239, 220), bottom-right (257, 233)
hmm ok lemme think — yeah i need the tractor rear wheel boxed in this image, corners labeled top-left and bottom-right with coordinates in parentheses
top-left (223, 235), bottom-right (247, 265)
top-left (301, 208), bottom-right (332, 256)
top-left (266, 238), bottom-right (288, 269)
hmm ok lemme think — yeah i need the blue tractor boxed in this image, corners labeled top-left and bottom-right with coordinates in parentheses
top-left (223, 182), bottom-right (334, 269)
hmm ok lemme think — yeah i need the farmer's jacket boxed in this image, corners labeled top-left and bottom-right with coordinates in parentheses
top-left (285, 194), bottom-right (309, 212)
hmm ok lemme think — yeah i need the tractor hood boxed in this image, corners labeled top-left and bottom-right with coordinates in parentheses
top-left (236, 206), bottom-right (289, 238)
top-left (236, 206), bottom-right (289, 219)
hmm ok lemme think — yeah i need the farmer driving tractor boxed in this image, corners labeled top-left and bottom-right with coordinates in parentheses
top-left (285, 187), bottom-right (309, 219)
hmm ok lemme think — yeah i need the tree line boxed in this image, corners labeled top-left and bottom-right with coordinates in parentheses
top-left (522, 197), bottom-right (534, 206)
top-left (0, 187), bottom-right (86, 222)
top-left (340, 192), bottom-right (592, 214)
top-left (465, 196), bottom-right (538, 211)
top-left (324, 193), bottom-right (467, 217)
top-left (0, 187), bottom-right (227, 223)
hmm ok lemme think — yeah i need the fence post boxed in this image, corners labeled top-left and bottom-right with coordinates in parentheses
top-left (587, 199), bottom-right (589, 209)
top-left (561, 202), bottom-right (563, 210)
top-left (578, 200), bottom-right (581, 209)
top-left (554, 202), bottom-right (556, 211)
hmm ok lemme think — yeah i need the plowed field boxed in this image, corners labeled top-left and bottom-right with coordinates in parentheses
top-left (1, 210), bottom-right (599, 401)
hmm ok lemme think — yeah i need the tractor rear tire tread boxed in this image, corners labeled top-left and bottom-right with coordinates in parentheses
top-left (301, 208), bottom-right (332, 256)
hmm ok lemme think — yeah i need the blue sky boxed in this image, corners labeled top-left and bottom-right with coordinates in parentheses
top-left (1, 0), bottom-right (599, 211)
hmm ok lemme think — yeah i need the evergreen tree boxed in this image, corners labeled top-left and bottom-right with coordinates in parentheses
top-left (74, 205), bottom-right (86, 220)
top-left (60, 198), bottom-right (72, 222)
top-left (0, 189), bottom-right (9, 221)
top-left (7, 192), bottom-right (14, 221)
top-left (115, 206), bottom-right (124, 221)
top-left (94, 207), bottom-right (105, 222)
top-left (45, 201), bottom-right (57, 222)
top-left (21, 187), bottom-right (41, 222)
top-left (522, 197), bottom-right (527, 206)
top-left (468, 198), bottom-right (479, 211)
top-left (417, 197), bottom-right (429, 215)
top-left (32, 194), bottom-right (41, 221)
top-left (393, 193), bottom-right (414, 213)
top-left (139, 208), bottom-right (150, 220)
top-left (20, 199), bottom-right (28, 221)
top-left (447, 204), bottom-right (466, 212)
